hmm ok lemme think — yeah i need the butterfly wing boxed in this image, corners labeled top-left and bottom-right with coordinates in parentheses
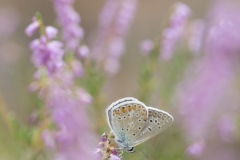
top-left (131, 107), bottom-right (174, 147)
top-left (106, 97), bottom-right (138, 133)
top-left (106, 98), bottom-right (149, 148)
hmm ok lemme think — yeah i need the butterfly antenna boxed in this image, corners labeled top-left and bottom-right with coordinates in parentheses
top-left (135, 147), bottom-right (152, 160)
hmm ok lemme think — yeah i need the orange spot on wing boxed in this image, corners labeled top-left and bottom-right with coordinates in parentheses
top-left (127, 106), bottom-right (132, 111)
top-left (115, 110), bottom-right (120, 115)
top-left (153, 112), bottom-right (157, 117)
top-left (121, 107), bottom-right (126, 113)
top-left (138, 106), bottom-right (141, 111)
top-left (133, 105), bottom-right (136, 110)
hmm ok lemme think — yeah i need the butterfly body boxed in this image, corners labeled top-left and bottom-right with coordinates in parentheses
top-left (106, 97), bottom-right (174, 152)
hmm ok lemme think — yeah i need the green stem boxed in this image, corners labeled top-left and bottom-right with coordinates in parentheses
top-left (0, 92), bottom-right (13, 136)
top-left (137, 47), bottom-right (159, 103)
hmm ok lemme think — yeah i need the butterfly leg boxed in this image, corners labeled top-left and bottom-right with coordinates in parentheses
top-left (118, 148), bottom-right (124, 157)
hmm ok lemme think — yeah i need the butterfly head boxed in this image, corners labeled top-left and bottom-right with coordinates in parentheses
top-left (116, 138), bottom-right (134, 153)
top-left (126, 147), bottom-right (135, 153)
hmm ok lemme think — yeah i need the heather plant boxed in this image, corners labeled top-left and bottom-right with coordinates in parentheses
top-left (0, 0), bottom-right (240, 160)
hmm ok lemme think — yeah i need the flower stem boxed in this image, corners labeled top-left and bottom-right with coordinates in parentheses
top-left (0, 92), bottom-right (13, 136)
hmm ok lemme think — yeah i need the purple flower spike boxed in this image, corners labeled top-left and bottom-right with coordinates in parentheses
top-left (42, 130), bottom-right (55, 149)
top-left (104, 58), bottom-right (120, 75)
top-left (76, 88), bottom-right (92, 104)
top-left (95, 132), bottom-right (121, 160)
top-left (101, 136), bottom-right (107, 142)
top-left (53, 0), bottom-right (84, 52)
top-left (77, 45), bottom-right (90, 59)
top-left (46, 26), bottom-right (58, 39)
top-left (218, 116), bottom-right (236, 142)
top-left (140, 39), bottom-right (154, 56)
top-left (30, 33), bottom-right (65, 75)
top-left (70, 60), bottom-right (84, 78)
top-left (110, 154), bottom-right (121, 160)
top-left (177, 1), bottom-right (240, 159)
top-left (92, 0), bottom-right (138, 74)
top-left (160, 2), bottom-right (191, 61)
top-left (111, 149), bottom-right (118, 156)
top-left (186, 139), bottom-right (205, 156)
top-left (188, 19), bottom-right (205, 55)
top-left (25, 17), bottom-right (40, 37)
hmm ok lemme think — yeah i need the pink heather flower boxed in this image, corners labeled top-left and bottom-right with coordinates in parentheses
top-left (217, 116), bottom-right (236, 142)
top-left (92, 0), bottom-right (138, 74)
top-left (25, 17), bottom-right (40, 37)
top-left (110, 155), bottom-right (121, 160)
top-left (46, 26), bottom-right (58, 39)
top-left (205, 0), bottom-right (240, 56)
top-left (107, 37), bottom-right (125, 59)
top-left (98, 0), bottom-right (118, 30)
top-left (28, 110), bottom-right (39, 125)
top-left (176, 0), bottom-right (240, 152)
top-left (70, 60), bottom-right (84, 78)
top-left (46, 85), bottom-right (96, 160)
top-left (140, 39), bottom-right (154, 56)
top-left (176, 57), bottom-right (234, 140)
top-left (30, 37), bottom-right (65, 75)
top-left (104, 58), bottom-right (120, 75)
top-left (53, 0), bottom-right (84, 52)
top-left (114, 0), bottom-right (138, 36)
top-left (75, 88), bottom-right (92, 105)
top-left (42, 130), bottom-right (55, 149)
top-left (95, 133), bottom-right (121, 160)
top-left (77, 45), bottom-right (90, 59)
top-left (186, 139), bottom-right (205, 156)
top-left (160, 2), bottom-right (191, 61)
top-left (188, 19), bottom-right (205, 55)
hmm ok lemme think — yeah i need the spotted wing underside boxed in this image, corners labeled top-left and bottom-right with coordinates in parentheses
top-left (106, 98), bottom-right (148, 147)
top-left (131, 107), bottom-right (174, 147)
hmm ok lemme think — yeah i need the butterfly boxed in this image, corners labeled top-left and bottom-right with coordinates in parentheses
top-left (106, 97), bottom-right (174, 153)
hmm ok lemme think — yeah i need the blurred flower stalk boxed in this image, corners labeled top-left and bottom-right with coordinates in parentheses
top-left (1, 0), bottom-right (240, 159)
